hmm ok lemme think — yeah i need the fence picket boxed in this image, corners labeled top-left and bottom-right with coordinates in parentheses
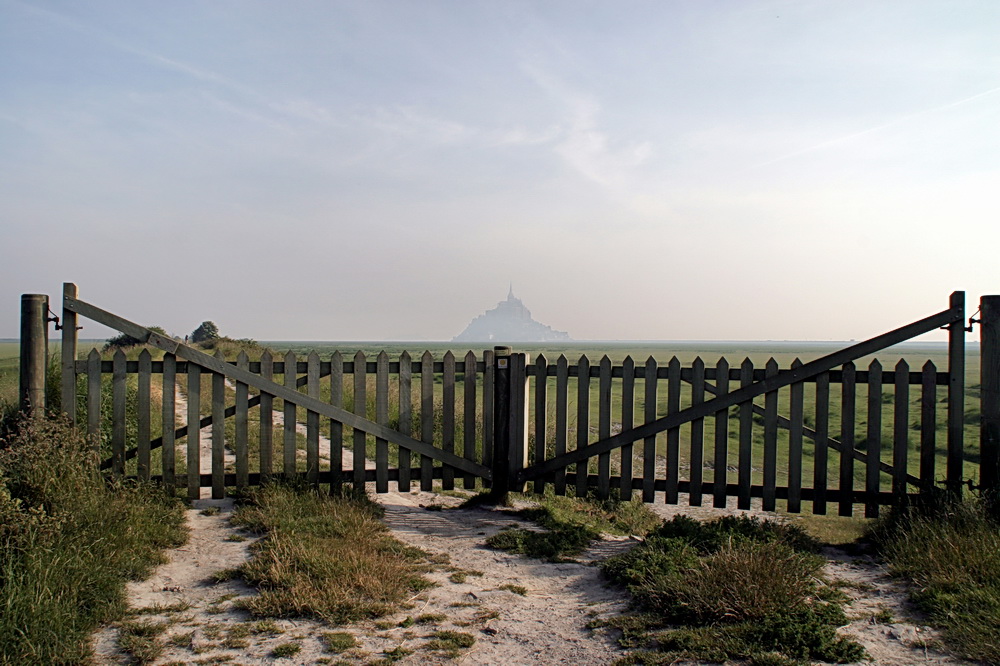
top-left (88, 349), bottom-right (101, 451)
top-left (920, 361), bottom-right (937, 493)
top-left (376, 351), bottom-right (390, 493)
top-left (112, 349), bottom-right (126, 478)
top-left (575, 354), bottom-right (591, 497)
top-left (839, 362), bottom-right (857, 516)
top-left (212, 350), bottom-right (226, 499)
top-left (555, 355), bottom-right (568, 495)
top-left (666, 357), bottom-right (681, 504)
top-left (788, 359), bottom-right (804, 513)
top-left (598, 355), bottom-right (612, 499)
top-left (236, 352), bottom-right (249, 489)
top-left (713, 357), bottom-right (729, 509)
top-left (284, 351), bottom-right (298, 480)
top-left (689, 357), bottom-right (705, 506)
top-left (893, 360), bottom-right (910, 498)
top-left (813, 371), bottom-right (830, 514)
top-left (621, 356), bottom-right (635, 500)
top-left (330, 351), bottom-right (343, 491)
top-left (762, 358), bottom-right (779, 512)
top-left (442, 351), bottom-right (456, 491)
top-left (463, 351), bottom-right (477, 490)
top-left (534, 354), bottom-right (548, 495)
top-left (307, 352), bottom-right (320, 485)
top-left (642, 356), bottom-right (657, 503)
top-left (865, 359), bottom-right (883, 518)
top-left (187, 364), bottom-right (201, 500)
top-left (354, 351), bottom-right (367, 486)
top-left (259, 350), bottom-right (273, 482)
top-left (738, 358), bottom-right (753, 510)
top-left (162, 354), bottom-right (176, 491)
top-left (421, 351), bottom-right (434, 491)
top-left (137, 349), bottom-right (151, 482)
top-left (398, 351), bottom-right (412, 491)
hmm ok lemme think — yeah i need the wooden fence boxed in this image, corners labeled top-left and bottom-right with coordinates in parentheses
top-left (15, 284), bottom-right (1000, 516)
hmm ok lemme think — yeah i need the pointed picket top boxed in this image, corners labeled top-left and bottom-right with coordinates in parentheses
top-left (600, 354), bottom-right (612, 366)
top-left (464, 350), bottom-right (476, 367)
top-left (869, 358), bottom-right (882, 373)
top-left (766, 357), bottom-right (779, 373)
top-left (237, 350), bottom-right (249, 366)
top-left (214, 348), bottom-right (225, 362)
top-left (923, 359), bottom-right (936, 373)
top-left (742, 356), bottom-right (753, 368)
top-left (354, 350), bottom-right (366, 365)
top-left (284, 350), bottom-right (297, 378)
top-left (843, 360), bottom-right (856, 372)
top-left (895, 358), bottom-right (908, 372)
top-left (308, 350), bottom-right (321, 365)
top-left (557, 353), bottom-right (568, 365)
top-left (139, 348), bottom-right (151, 364)
top-left (791, 357), bottom-right (803, 370)
top-left (536, 353), bottom-right (547, 365)
top-left (89, 347), bottom-right (101, 363)
top-left (622, 355), bottom-right (634, 373)
top-left (668, 355), bottom-right (680, 369)
top-left (377, 350), bottom-right (389, 365)
top-left (645, 354), bottom-right (656, 366)
top-left (399, 350), bottom-right (411, 368)
top-left (443, 350), bottom-right (455, 363)
top-left (644, 356), bottom-right (657, 372)
top-left (260, 349), bottom-right (273, 371)
top-left (578, 353), bottom-right (590, 366)
top-left (422, 350), bottom-right (433, 364)
top-left (330, 350), bottom-right (342, 373)
top-left (716, 356), bottom-right (729, 375)
top-left (692, 356), bottom-right (704, 370)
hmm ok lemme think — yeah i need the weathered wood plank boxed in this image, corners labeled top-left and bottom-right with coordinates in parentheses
top-left (376, 351), bottom-right (390, 493)
top-left (112, 350), bottom-right (127, 478)
top-left (421, 351), bottom-right (434, 492)
top-left (137, 349), bottom-right (151, 482)
top-left (576, 355), bottom-right (591, 498)
top-left (598, 355), bottom-right (612, 499)
top-left (762, 358), bottom-right (778, 512)
top-left (920, 361), bottom-right (937, 493)
top-left (555, 355), bottom-right (569, 496)
top-left (306, 352), bottom-right (320, 485)
top-left (60, 283), bottom-right (79, 426)
top-left (865, 359), bottom-right (883, 518)
top-left (620, 356), bottom-right (635, 500)
top-left (329, 351), bottom-right (344, 491)
top-left (483, 349), bottom-right (494, 473)
top-left (442, 351), bottom-right (456, 491)
top-left (87, 349), bottom-right (101, 451)
top-left (187, 364), bottom-right (201, 500)
top-left (839, 362), bottom-right (857, 516)
top-left (162, 353), bottom-right (176, 491)
top-left (689, 358), bottom-right (706, 506)
top-left (212, 350), bottom-right (226, 499)
top-left (666, 357), bottom-right (681, 504)
top-left (947, 291), bottom-right (965, 495)
top-left (738, 358), bottom-right (753, 510)
top-left (713, 357), bottom-right (729, 509)
top-left (284, 351), bottom-right (298, 480)
top-left (787, 359), bottom-right (804, 513)
top-left (259, 350), bottom-right (274, 483)
top-left (813, 372), bottom-right (830, 514)
top-left (534, 354), bottom-right (548, 495)
top-left (463, 351), bottom-right (478, 490)
top-left (642, 356), bottom-right (657, 503)
top-left (398, 351), bottom-right (412, 492)
top-left (235, 352), bottom-right (249, 489)
top-left (354, 351), bottom-right (368, 487)
top-left (893, 360), bottom-right (910, 498)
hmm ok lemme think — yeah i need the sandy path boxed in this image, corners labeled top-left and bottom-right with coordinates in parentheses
top-left (91, 396), bottom-right (973, 665)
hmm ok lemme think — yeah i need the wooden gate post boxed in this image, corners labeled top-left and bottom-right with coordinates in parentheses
top-left (60, 282), bottom-right (79, 425)
top-left (19, 293), bottom-right (49, 418)
top-left (490, 346), bottom-right (512, 498)
top-left (980, 295), bottom-right (1000, 516)
top-left (508, 351), bottom-right (530, 494)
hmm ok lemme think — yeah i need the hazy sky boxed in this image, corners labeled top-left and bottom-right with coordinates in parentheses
top-left (2, 1), bottom-right (998, 342)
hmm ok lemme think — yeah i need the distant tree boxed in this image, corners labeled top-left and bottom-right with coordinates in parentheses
top-left (191, 321), bottom-right (220, 344)
top-left (104, 326), bottom-right (168, 351)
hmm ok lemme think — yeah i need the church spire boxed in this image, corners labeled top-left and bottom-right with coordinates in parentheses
top-left (507, 283), bottom-right (515, 301)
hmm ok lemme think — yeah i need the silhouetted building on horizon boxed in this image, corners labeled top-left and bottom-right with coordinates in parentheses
top-left (452, 287), bottom-right (571, 343)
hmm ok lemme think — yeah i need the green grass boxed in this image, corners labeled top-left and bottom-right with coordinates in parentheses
top-left (600, 514), bottom-right (866, 664)
top-left (228, 482), bottom-right (437, 624)
top-left (868, 495), bottom-right (1000, 662)
top-left (0, 417), bottom-right (187, 665)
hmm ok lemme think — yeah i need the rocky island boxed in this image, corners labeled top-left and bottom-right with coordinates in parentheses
top-left (453, 287), bottom-right (571, 343)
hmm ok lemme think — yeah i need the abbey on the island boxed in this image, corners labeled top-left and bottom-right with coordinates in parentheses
top-left (452, 287), bottom-right (571, 343)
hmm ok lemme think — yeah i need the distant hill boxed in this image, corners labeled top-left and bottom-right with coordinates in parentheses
top-left (453, 288), bottom-right (570, 343)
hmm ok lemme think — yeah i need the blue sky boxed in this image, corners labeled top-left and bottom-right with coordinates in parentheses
top-left (2, 1), bottom-right (998, 342)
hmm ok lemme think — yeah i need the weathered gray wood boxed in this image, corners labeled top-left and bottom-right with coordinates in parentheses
top-left (865, 359), bottom-right (883, 518)
top-left (87, 349), bottom-right (101, 450)
top-left (463, 351), bottom-right (478, 490)
top-left (187, 364), bottom-right (201, 500)
top-left (19, 294), bottom-right (47, 418)
top-left (839, 362), bottom-right (856, 516)
top-left (534, 354), bottom-right (548, 495)
top-left (236, 352), bottom-right (249, 489)
top-left (689, 357), bottom-right (705, 506)
top-left (212, 350), bottom-right (226, 499)
top-left (355, 351), bottom-right (368, 487)
top-left (575, 354), bottom-right (591, 498)
top-left (666, 357), bottom-right (681, 504)
top-left (307, 352), bottom-right (320, 485)
top-left (642, 356), bottom-right (657, 503)
top-left (442, 351), bottom-right (456, 490)
top-left (787, 359), bottom-right (803, 513)
top-left (762, 358), bottom-right (778, 512)
top-left (813, 372), bottom-right (830, 514)
top-left (713, 357), bottom-right (729, 509)
top-left (555, 355), bottom-right (569, 496)
top-left (597, 355), bottom-right (612, 499)
top-left (112, 349), bottom-right (127, 478)
top-left (398, 350), bottom-right (412, 491)
top-left (737, 358), bottom-right (753, 510)
top-left (981, 296), bottom-right (1000, 510)
top-left (920, 361), bottom-right (937, 493)
top-left (376, 351), bottom-right (390, 493)
top-left (483, 349), bottom-right (494, 475)
top-left (421, 351), bottom-right (434, 491)
top-left (162, 353), bottom-right (176, 491)
top-left (620, 356), bottom-right (635, 500)
top-left (61, 283), bottom-right (79, 425)
top-left (509, 352), bottom-right (530, 494)
top-left (284, 351), bottom-right (298, 480)
top-left (259, 350), bottom-right (274, 483)
top-left (137, 350), bottom-right (151, 482)
top-left (329, 351), bottom-right (344, 491)
top-left (893, 359), bottom-right (910, 498)
top-left (947, 291), bottom-right (965, 495)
